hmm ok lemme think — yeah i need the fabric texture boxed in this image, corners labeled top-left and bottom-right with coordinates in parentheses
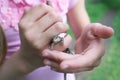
top-left (0, 0), bottom-right (78, 80)
top-left (0, 0), bottom-right (78, 31)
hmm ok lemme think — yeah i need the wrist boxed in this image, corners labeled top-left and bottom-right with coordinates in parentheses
top-left (14, 50), bottom-right (44, 73)
top-left (0, 50), bottom-right (34, 80)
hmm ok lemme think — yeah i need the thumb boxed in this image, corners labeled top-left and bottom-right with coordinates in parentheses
top-left (90, 23), bottom-right (114, 39)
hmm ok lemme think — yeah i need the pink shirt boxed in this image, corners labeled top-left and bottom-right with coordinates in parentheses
top-left (0, 0), bottom-right (77, 80)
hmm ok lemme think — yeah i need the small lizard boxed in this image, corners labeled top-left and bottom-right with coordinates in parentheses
top-left (46, 1), bottom-right (74, 80)
top-left (50, 33), bottom-right (74, 80)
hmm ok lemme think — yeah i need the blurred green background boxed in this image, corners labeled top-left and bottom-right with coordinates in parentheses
top-left (68, 0), bottom-right (120, 80)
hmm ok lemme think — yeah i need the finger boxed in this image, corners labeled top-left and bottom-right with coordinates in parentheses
top-left (60, 42), bottom-right (104, 69)
top-left (52, 34), bottom-right (72, 51)
top-left (42, 49), bottom-right (79, 61)
top-left (19, 4), bottom-right (53, 31)
top-left (42, 51), bottom-right (99, 73)
top-left (74, 23), bottom-right (111, 54)
top-left (22, 4), bottom-right (53, 22)
top-left (22, 22), bottom-right (69, 50)
top-left (33, 11), bottom-right (62, 32)
top-left (60, 56), bottom-right (101, 72)
top-left (84, 41), bottom-right (104, 66)
top-left (45, 22), bottom-right (69, 35)
top-left (43, 59), bottom-right (60, 68)
top-left (90, 23), bottom-right (114, 39)
top-left (40, 22), bottom-right (69, 44)
top-left (43, 58), bottom-right (94, 73)
top-left (64, 60), bottom-right (101, 73)
top-left (51, 67), bottom-right (93, 73)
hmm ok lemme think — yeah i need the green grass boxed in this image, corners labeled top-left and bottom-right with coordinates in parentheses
top-left (86, 39), bottom-right (120, 80)
top-left (112, 11), bottom-right (120, 40)
top-left (67, 28), bottom-right (74, 38)
top-left (68, 1), bottom-right (120, 80)
top-left (86, 0), bottom-right (108, 22)
top-left (68, 0), bottom-right (108, 37)
top-left (86, 7), bottom-right (120, 80)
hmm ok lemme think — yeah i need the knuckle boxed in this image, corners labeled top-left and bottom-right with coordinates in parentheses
top-left (48, 12), bottom-right (62, 22)
top-left (18, 19), bottom-right (25, 29)
top-left (18, 19), bottom-right (33, 30)
top-left (93, 23), bottom-right (102, 26)
top-left (39, 3), bottom-right (52, 12)
top-left (90, 23), bottom-right (101, 27)
top-left (54, 22), bottom-right (68, 32)
top-left (48, 12), bottom-right (56, 18)
top-left (39, 3), bottom-right (47, 9)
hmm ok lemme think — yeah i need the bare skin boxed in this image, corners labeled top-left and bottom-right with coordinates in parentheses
top-left (41, 0), bottom-right (114, 73)
top-left (0, 4), bottom-right (71, 80)
top-left (0, 0), bottom-right (114, 80)
top-left (42, 23), bottom-right (114, 73)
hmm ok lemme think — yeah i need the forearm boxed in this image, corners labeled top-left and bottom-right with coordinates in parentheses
top-left (68, 10), bottom-right (90, 39)
top-left (0, 52), bottom-right (26, 80)
top-left (67, 0), bottom-right (90, 39)
top-left (0, 50), bottom-right (38, 80)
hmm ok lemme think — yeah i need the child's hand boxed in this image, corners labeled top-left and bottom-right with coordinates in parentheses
top-left (42, 23), bottom-right (114, 73)
top-left (18, 4), bottom-right (70, 71)
top-left (75, 23), bottom-right (114, 54)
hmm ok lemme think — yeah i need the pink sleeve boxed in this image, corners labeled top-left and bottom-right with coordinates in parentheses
top-left (68, 0), bottom-right (78, 10)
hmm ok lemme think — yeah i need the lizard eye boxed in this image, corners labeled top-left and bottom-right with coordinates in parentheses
top-left (53, 36), bottom-right (61, 42)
